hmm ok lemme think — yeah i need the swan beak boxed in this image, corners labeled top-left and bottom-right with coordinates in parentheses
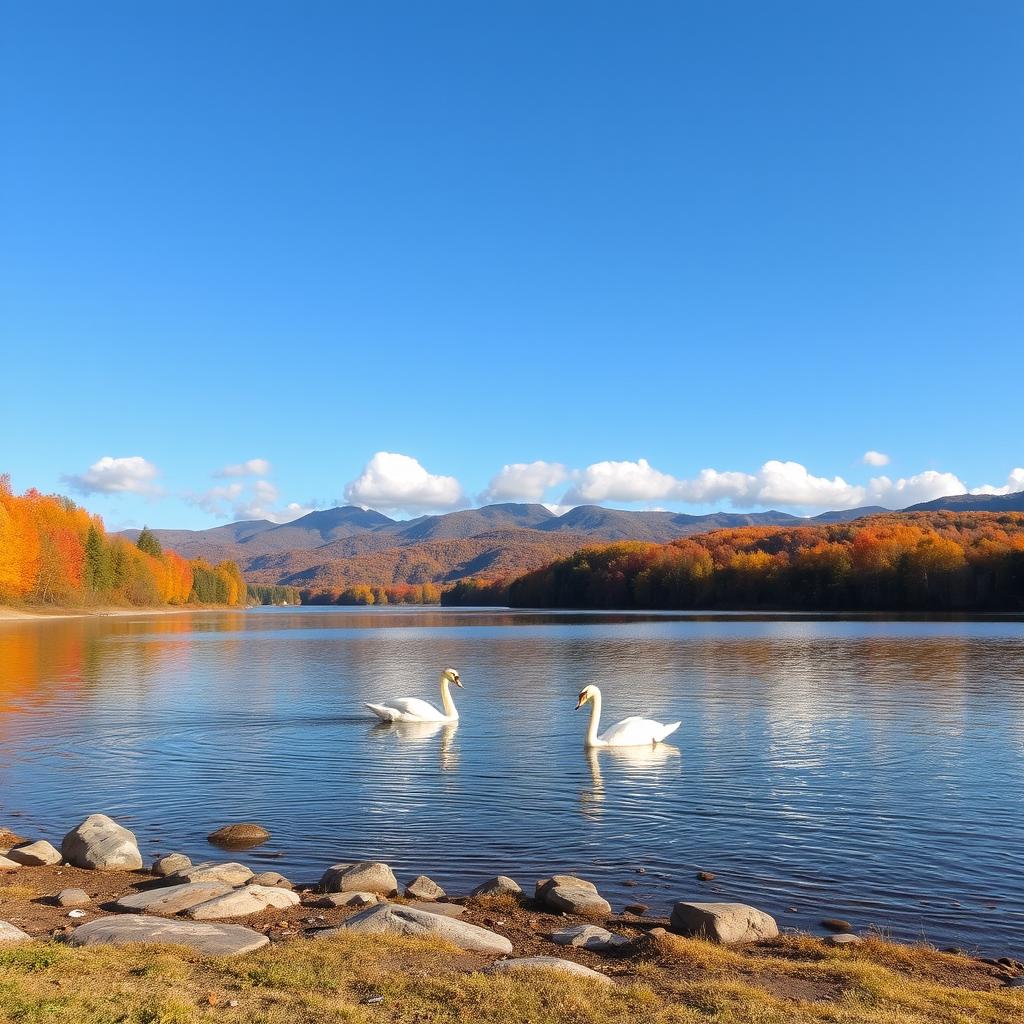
top-left (453, 678), bottom-right (464, 688)
top-left (575, 695), bottom-right (586, 710)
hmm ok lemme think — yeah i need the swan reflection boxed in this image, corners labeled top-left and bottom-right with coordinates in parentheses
top-left (368, 720), bottom-right (459, 772)
top-left (580, 744), bottom-right (682, 820)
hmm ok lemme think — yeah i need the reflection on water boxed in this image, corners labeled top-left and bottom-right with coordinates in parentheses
top-left (1, 607), bottom-right (1023, 956)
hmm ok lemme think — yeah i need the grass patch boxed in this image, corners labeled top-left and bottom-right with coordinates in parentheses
top-left (0, 885), bottom-right (36, 901)
top-left (0, 932), bottom-right (1018, 1024)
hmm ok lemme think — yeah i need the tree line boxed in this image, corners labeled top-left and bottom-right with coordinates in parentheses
top-left (0, 476), bottom-right (247, 608)
top-left (442, 512), bottom-right (1024, 612)
top-left (302, 582), bottom-right (442, 606)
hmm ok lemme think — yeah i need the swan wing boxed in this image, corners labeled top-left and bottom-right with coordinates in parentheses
top-left (599, 716), bottom-right (678, 747)
top-left (366, 697), bottom-right (446, 722)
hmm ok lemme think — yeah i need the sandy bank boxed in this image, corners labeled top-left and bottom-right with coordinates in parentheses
top-left (0, 605), bottom-right (239, 622)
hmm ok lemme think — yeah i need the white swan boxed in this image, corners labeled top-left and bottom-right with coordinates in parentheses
top-left (366, 668), bottom-right (463, 722)
top-left (576, 684), bottom-right (680, 748)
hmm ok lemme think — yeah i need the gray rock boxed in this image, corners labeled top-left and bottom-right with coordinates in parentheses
top-left (152, 853), bottom-right (191, 877)
top-left (320, 861), bottom-right (398, 897)
top-left (70, 915), bottom-right (269, 956)
top-left (333, 903), bottom-right (512, 955)
top-left (249, 871), bottom-right (293, 889)
top-left (550, 924), bottom-right (628, 952)
top-left (670, 902), bottom-right (779, 943)
top-left (8, 840), bottom-right (62, 866)
top-left (167, 861), bottom-right (253, 886)
top-left (0, 855), bottom-right (22, 871)
top-left (535, 875), bottom-right (598, 902)
top-left (404, 875), bottom-right (446, 900)
top-left (405, 901), bottom-right (465, 918)
top-left (825, 932), bottom-right (862, 946)
top-left (308, 891), bottom-right (381, 909)
top-left (490, 956), bottom-right (612, 984)
top-left (546, 885), bottom-right (612, 917)
top-left (61, 814), bottom-right (143, 871)
top-left (113, 881), bottom-right (233, 915)
top-left (472, 876), bottom-right (523, 897)
top-left (55, 888), bottom-right (91, 908)
top-left (186, 884), bottom-right (300, 920)
top-left (0, 921), bottom-right (32, 944)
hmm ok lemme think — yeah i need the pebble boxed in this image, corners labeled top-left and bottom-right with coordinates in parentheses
top-left (624, 903), bottom-right (648, 916)
top-left (697, 871), bottom-right (716, 881)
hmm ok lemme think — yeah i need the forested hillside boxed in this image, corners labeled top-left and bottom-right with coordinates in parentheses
top-left (0, 476), bottom-right (247, 608)
top-left (445, 512), bottom-right (1024, 611)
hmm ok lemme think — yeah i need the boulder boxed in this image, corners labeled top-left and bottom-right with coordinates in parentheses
top-left (405, 901), bottom-right (465, 918)
top-left (207, 823), bottom-right (271, 850)
top-left (404, 875), bottom-right (446, 900)
top-left (670, 902), bottom-right (779, 943)
top-left (0, 855), bottom-right (21, 871)
top-left (0, 921), bottom-right (32, 944)
top-left (535, 875), bottom-right (598, 902)
top-left (545, 885), bottom-right (612, 917)
top-left (167, 862), bottom-right (253, 886)
top-left (187, 884), bottom-right (300, 920)
top-left (550, 924), bottom-right (627, 952)
top-left (152, 853), bottom-right (191, 877)
top-left (490, 956), bottom-right (612, 984)
top-left (249, 871), bottom-right (292, 889)
top-left (333, 903), bottom-right (512, 955)
top-left (309, 891), bottom-right (380, 909)
top-left (8, 840), bottom-right (62, 866)
top-left (472, 876), bottom-right (523, 898)
top-left (70, 915), bottom-right (268, 956)
top-left (113, 881), bottom-right (233, 915)
top-left (61, 814), bottom-right (143, 871)
top-left (320, 861), bottom-right (398, 896)
top-left (55, 888), bottom-right (91, 908)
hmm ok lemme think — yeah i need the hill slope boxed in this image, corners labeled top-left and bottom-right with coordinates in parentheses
top-left (121, 491), bottom-right (1024, 593)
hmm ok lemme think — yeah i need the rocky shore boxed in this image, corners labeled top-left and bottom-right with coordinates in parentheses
top-left (2, 814), bottom-right (1023, 1023)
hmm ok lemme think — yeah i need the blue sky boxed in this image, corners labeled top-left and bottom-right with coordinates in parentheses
top-left (2, 1), bottom-right (1022, 528)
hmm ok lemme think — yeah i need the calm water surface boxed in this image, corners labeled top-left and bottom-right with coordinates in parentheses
top-left (1, 607), bottom-right (1022, 956)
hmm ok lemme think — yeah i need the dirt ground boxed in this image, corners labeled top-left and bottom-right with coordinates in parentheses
top-left (1, 861), bottom-right (1017, 1006)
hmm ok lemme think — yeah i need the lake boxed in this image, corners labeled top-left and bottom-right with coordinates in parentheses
top-left (1, 606), bottom-right (1022, 956)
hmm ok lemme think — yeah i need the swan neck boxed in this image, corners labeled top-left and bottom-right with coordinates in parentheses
top-left (440, 676), bottom-right (458, 719)
top-left (586, 689), bottom-right (602, 746)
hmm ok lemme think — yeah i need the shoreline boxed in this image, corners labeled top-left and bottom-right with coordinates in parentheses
top-left (2, 815), bottom-right (1023, 1023)
top-left (0, 604), bottom-right (242, 622)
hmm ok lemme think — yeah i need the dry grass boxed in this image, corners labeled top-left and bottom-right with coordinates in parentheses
top-left (0, 930), bottom-right (1019, 1024)
top-left (0, 884), bottom-right (37, 901)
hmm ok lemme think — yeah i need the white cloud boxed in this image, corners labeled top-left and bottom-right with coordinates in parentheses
top-left (862, 450), bottom-right (891, 467)
top-left (971, 468), bottom-right (1024, 496)
top-left (865, 471), bottom-right (966, 507)
top-left (481, 461), bottom-right (568, 503)
top-left (64, 456), bottom-right (161, 496)
top-left (564, 458), bottom-right (680, 504)
top-left (344, 452), bottom-right (463, 512)
top-left (563, 458), bottom-right (867, 509)
top-left (186, 477), bottom-right (317, 523)
top-left (215, 458), bottom-right (272, 478)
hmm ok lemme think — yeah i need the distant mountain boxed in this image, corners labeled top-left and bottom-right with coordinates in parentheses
top-left (810, 505), bottom-right (889, 523)
top-left (120, 499), bottom-right (911, 593)
top-left (904, 490), bottom-right (1024, 513)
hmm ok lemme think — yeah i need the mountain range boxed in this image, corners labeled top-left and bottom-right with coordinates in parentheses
top-left (120, 491), bottom-right (1024, 593)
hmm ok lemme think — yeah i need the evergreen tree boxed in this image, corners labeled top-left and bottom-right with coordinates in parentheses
top-left (84, 525), bottom-right (113, 593)
top-left (136, 526), bottom-right (163, 557)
